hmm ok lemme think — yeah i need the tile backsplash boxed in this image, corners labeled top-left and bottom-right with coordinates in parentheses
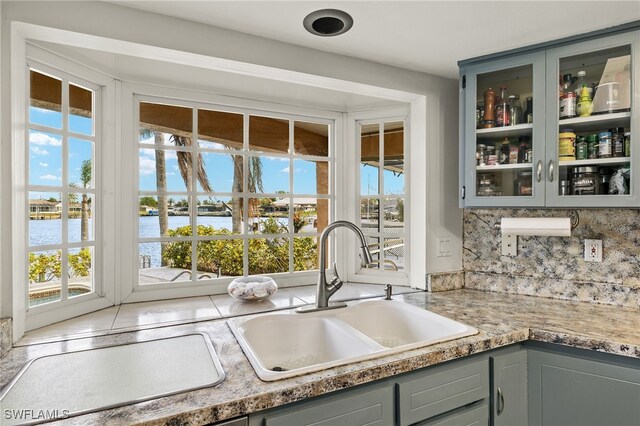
top-left (463, 209), bottom-right (640, 308)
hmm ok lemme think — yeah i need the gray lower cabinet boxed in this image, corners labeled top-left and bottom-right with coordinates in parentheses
top-left (491, 349), bottom-right (527, 426)
top-left (249, 356), bottom-right (489, 426)
top-left (248, 381), bottom-right (394, 426)
top-left (247, 344), bottom-right (640, 426)
top-left (528, 346), bottom-right (640, 426)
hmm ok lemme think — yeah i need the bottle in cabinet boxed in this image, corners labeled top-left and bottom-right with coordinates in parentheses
top-left (483, 88), bottom-right (496, 128)
top-left (495, 86), bottom-right (510, 127)
top-left (559, 74), bottom-right (577, 119)
top-left (523, 97), bottom-right (533, 123)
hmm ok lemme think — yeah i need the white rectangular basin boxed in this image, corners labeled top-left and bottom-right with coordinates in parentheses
top-left (334, 300), bottom-right (476, 349)
top-left (228, 299), bottom-right (478, 381)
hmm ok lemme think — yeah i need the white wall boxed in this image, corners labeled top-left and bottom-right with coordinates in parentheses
top-left (0, 1), bottom-right (461, 317)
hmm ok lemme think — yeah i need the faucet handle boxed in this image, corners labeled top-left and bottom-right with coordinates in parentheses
top-left (331, 262), bottom-right (341, 281)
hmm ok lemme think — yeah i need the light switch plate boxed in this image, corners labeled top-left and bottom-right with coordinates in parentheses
top-left (584, 239), bottom-right (603, 262)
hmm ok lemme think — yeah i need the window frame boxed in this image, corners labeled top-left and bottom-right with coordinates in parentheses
top-left (346, 108), bottom-right (411, 285)
top-left (13, 45), bottom-right (116, 331)
top-left (120, 83), bottom-right (341, 303)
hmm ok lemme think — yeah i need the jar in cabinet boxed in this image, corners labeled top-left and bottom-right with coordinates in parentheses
top-left (477, 173), bottom-right (502, 196)
top-left (624, 132), bottom-right (631, 157)
top-left (587, 134), bottom-right (598, 159)
top-left (571, 166), bottom-right (600, 195)
top-left (514, 171), bottom-right (533, 196)
top-left (476, 144), bottom-right (487, 166)
top-left (598, 131), bottom-right (612, 158)
top-left (576, 136), bottom-right (588, 160)
top-left (559, 132), bottom-right (576, 161)
top-left (486, 145), bottom-right (497, 165)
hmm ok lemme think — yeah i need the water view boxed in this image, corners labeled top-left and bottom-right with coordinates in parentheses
top-left (30, 216), bottom-right (288, 259)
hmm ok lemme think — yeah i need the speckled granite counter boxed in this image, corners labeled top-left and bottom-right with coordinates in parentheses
top-left (1, 289), bottom-right (639, 425)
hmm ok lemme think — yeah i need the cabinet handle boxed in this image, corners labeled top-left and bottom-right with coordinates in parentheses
top-left (536, 160), bottom-right (543, 182)
top-left (548, 160), bottom-right (555, 182)
top-left (497, 387), bottom-right (505, 416)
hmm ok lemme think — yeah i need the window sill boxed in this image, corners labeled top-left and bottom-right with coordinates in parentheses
top-left (15, 283), bottom-right (420, 347)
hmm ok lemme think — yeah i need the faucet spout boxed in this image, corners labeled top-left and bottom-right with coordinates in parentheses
top-left (297, 220), bottom-right (372, 313)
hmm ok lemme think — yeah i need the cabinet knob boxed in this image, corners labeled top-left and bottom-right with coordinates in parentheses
top-left (548, 160), bottom-right (555, 182)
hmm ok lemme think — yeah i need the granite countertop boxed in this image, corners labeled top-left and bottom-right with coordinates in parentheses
top-left (1, 289), bottom-right (639, 425)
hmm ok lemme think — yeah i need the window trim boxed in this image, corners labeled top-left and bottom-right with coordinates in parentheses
top-left (13, 45), bottom-right (116, 331)
top-left (120, 83), bottom-right (341, 303)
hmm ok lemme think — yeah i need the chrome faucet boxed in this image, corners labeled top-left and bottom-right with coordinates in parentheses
top-left (297, 220), bottom-right (373, 313)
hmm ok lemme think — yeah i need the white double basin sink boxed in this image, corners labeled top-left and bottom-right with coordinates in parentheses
top-left (228, 299), bottom-right (478, 381)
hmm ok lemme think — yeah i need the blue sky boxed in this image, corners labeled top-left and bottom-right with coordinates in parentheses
top-left (361, 164), bottom-right (404, 196)
top-left (29, 107), bottom-right (93, 199)
top-left (138, 133), bottom-right (328, 195)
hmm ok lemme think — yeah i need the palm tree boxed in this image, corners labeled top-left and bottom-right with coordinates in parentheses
top-left (140, 129), bottom-right (169, 265)
top-left (231, 155), bottom-right (263, 233)
top-left (79, 159), bottom-right (92, 241)
top-left (169, 135), bottom-right (213, 192)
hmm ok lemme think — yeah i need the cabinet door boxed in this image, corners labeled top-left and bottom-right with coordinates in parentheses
top-left (462, 51), bottom-right (546, 207)
top-left (528, 349), bottom-right (640, 426)
top-left (491, 350), bottom-right (527, 426)
top-left (545, 30), bottom-right (640, 207)
top-left (248, 383), bottom-right (393, 426)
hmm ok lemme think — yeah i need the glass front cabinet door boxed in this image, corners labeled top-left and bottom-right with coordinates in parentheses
top-left (545, 31), bottom-right (639, 207)
top-left (461, 28), bottom-right (639, 208)
top-left (462, 51), bottom-right (546, 207)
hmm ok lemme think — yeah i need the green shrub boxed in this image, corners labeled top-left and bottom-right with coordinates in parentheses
top-left (163, 223), bottom-right (318, 275)
top-left (29, 248), bottom-right (92, 283)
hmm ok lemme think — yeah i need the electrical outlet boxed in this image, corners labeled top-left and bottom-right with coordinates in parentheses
top-left (438, 236), bottom-right (452, 257)
top-left (584, 239), bottom-right (603, 262)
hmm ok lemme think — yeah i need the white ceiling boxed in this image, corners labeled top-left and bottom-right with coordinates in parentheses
top-left (110, 1), bottom-right (640, 78)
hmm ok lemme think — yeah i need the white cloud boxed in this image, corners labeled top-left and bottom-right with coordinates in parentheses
top-left (30, 146), bottom-right (49, 156)
top-left (39, 162), bottom-right (48, 168)
top-left (139, 157), bottom-right (156, 176)
top-left (280, 166), bottom-right (290, 173)
top-left (30, 132), bottom-right (61, 146)
top-left (40, 174), bottom-right (60, 181)
top-left (140, 148), bottom-right (156, 159)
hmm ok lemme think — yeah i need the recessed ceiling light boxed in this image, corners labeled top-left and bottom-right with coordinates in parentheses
top-left (303, 9), bottom-right (353, 37)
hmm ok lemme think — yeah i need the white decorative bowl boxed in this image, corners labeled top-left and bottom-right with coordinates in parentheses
top-left (228, 276), bottom-right (278, 301)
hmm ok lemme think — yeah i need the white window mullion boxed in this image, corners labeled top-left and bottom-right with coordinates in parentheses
top-left (191, 107), bottom-right (198, 283)
top-left (242, 113), bottom-right (249, 277)
top-left (288, 120), bottom-right (294, 273)
top-left (60, 79), bottom-right (70, 301)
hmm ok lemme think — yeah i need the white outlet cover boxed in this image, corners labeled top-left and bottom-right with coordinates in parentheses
top-left (584, 239), bottom-right (603, 262)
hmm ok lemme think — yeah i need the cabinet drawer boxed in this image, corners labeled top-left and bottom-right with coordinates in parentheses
top-left (251, 383), bottom-right (393, 426)
top-left (397, 358), bottom-right (489, 426)
top-left (417, 400), bottom-right (489, 426)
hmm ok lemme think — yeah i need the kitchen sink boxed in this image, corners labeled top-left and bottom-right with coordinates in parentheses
top-left (228, 299), bottom-right (478, 381)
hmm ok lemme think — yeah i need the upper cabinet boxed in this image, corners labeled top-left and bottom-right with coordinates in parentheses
top-left (460, 28), bottom-right (639, 208)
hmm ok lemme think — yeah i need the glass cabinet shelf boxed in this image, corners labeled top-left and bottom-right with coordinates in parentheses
top-left (476, 163), bottom-right (532, 171)
top-left (558, 112), bottom-right (631, 133)
top-left (558, 157), bottom-right (630, 167)
top-left (476, 123), bottom-right (533, 139)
